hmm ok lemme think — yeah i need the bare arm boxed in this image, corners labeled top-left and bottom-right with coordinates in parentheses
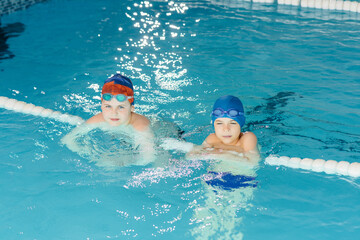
top-left (240, 132), bottom-right (258, 152)
top-left (204, 134), bottom-right (244, 153)
top-left (187, 132), bottom-right (260, 164)
top-left (207, 132), bottom-right (258, 153)
top-left (132, 120), bottom-right (156, 165)
top-left (210, 142), bottom-right (243, 152)
top-left (187, 134), bottom-right (241, 158)
top-left (131, 113), bottom-right (151, 132)
top-left (60, 123), bottom-right (95, 155)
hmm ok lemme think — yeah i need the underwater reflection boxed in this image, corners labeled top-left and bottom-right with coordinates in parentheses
top-left (189, 156), bottom-right (259, 240)
top-left (0, 22), bottom-right (25, 60)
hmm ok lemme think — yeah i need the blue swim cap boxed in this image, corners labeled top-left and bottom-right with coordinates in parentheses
top-left (102, 74), bottom-right (135, 105)
top-left (211, 95), bottom-right (246, 128)
top-left (104, 74), bottom-right (134, 91)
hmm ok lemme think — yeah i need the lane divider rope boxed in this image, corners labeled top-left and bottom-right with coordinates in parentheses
top-left (225, 0), bottom-right (360, 13)
top-left (278, 0), bottom-right (360, 13)
top-left (2, 97), bottom-right (358, 178)
top-left (265, 155), bottom-right (360, 178)
top-left (161, 138), bottom-right (360, 178)
top-left (0, 96), bottom-right (85, 126)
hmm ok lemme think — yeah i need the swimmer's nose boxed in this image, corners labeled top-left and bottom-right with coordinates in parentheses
top-left (223, 124), bottom-right (230, 131)
top-left (112, 108), bottom-right (120, 115)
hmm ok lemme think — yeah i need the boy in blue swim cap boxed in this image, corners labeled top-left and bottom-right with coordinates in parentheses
top-left (202, 95), bottom-right (258, 154)
top-left (186, 96), bottom-right (259, 239)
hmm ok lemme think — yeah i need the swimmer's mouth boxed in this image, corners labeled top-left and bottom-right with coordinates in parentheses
top-left (222, 135), bottom-right (232, 138)
top-left (110, 118), bottom-right (120, 121)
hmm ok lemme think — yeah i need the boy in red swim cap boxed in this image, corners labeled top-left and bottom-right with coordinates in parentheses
top-left (62, 73), bottom-right (154, 167)
top-left (86, 74), bottom-right (150, 131)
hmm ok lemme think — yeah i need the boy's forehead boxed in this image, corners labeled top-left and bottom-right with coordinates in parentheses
top-left (102, 98), bottom-right (130, 106)
top-left (215, 118), bottom-right (237, 122)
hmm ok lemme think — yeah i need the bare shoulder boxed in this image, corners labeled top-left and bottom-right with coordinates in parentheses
top-left (240, 131), bottom-right (258, 152)
top-left (86, 113), bottom-right (104, 124)
top-left (131, 113), bottom-right (150, 131)
top-left (203, 133), bottom-right (221, 145)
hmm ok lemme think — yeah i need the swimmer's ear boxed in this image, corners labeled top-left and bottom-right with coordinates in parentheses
top-left (131, 105), bottom-right (135, 112)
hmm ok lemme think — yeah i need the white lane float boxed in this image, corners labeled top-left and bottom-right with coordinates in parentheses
top-left (0, 96), bottom-right (84, 126)
top-left (265, 155), bottom-right (360, 178)
top-left (161, 138), bottom-right (360, 178)
top-left (2, 96), bottom-right (359, 178)
top-left (246, 0), bottom-right (360, 12)
top-left (160, 138), bottom-right (195, 153)
top-left (282, 0), bottom-right (360, 12)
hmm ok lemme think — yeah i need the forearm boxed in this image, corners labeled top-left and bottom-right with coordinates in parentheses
top-left (210, 142), bottom-right (244, 153)
top-left (61, 123), bottom-right (93, 155)
top-left (134, 128), bottom-right (155, 165)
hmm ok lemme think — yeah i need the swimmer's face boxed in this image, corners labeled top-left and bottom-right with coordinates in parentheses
top-left (101, 97), bottom-right (134, 126)
top-left (214, 118), bottom-right (241, 145)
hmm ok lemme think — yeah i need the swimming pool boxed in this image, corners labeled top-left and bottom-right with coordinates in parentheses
top-left (1, 0), bottom-right (360, 239)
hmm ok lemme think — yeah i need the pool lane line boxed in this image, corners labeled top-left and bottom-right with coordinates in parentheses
top-left (249, 0), bottom-right (360, 13)
top-left (2, 96), bottom-right (359, 178)
top-left (161, 138), bottom-right (360, 178)
top-left (0, 96), bottom-right (85, 126)
top-left (265, 155), bottom-right (360, 178)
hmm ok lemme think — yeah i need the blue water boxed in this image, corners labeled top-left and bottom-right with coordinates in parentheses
top-left (1, 0), bottom-right (360, 239)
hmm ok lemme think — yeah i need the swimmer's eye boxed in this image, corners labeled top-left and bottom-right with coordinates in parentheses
top-left (104, 105), bottom-right (112, 108)
top-left (118, 106), bottom-right (125, 109)
top-left (230, 122), bottom-right (237, 125)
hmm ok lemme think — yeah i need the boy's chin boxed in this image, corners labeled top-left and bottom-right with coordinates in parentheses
top-left (221, 138), bottom-right (236, 145)
top-left (106, 120), bottom-right (123, 126)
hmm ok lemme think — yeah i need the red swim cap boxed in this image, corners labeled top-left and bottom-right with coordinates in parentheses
top-left (101, 74), bottom-right (134, 105)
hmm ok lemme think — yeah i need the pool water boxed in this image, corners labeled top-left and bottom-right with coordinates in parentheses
top-left (1, 0), bottom-right (360, 239)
